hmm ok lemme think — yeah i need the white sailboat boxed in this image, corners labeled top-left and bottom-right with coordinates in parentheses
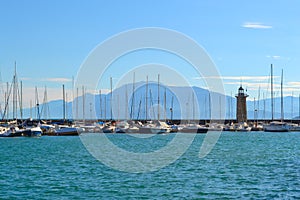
top-left (264, 66), bottom-right (290, 132)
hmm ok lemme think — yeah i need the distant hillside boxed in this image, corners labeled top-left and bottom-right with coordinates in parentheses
top-left (7, 82), bottom-right (300, 120)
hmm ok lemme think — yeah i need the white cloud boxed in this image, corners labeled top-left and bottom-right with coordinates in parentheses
top-left (195, 75), bottom-right (275, 82)
top-left (42, 78), bottom-right (72, 83)
top-left (266, 55), bottom-right (281, 59)
top-left (286, 82), bottom-right (300, 88)
top-left (242, 22), bottom-right (272, 29)
top-left (222, 76), bottom-right (271, 81)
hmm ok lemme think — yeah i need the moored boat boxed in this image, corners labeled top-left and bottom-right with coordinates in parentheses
top-left (179, 124), bottom-right (208, 133)
top-left (54, 125), bottom-right (84, 136)
top-left (264, 121), bottom-right (290, 132)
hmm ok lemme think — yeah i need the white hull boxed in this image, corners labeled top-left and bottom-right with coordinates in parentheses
top-left (264, 122), bottom-right (290, 132)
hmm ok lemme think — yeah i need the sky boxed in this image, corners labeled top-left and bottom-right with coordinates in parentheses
top-left (0, 0), bottom-right (299, 107)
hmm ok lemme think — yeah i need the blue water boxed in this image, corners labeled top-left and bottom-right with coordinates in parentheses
top-left (1, 132), bottom-right (300, 199)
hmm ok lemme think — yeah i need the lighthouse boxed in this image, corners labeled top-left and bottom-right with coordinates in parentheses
top-left (235, 86), bottom-right (248, 123)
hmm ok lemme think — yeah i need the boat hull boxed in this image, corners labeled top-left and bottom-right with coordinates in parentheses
top-left (180, 127), bottom-right (208, 133)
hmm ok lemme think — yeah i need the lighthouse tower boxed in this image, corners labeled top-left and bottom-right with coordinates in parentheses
top-left (235, 86), bottom-right (249, 123)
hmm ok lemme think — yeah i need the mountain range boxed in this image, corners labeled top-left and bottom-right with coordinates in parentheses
top-left (8, 82), bottom-right (300, 120)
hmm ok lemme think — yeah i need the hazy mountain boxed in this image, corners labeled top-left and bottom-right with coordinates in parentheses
top-left (10, 83), bottom-right (300, 120)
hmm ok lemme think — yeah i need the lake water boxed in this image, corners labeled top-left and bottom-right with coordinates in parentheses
top-left (1, 132), bottom-right (300, 199)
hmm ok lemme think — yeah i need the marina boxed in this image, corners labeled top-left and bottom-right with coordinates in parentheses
top-left (2, 63), bottom-right (300, 136)
top-left (1, 1), bottom-right (300, 199)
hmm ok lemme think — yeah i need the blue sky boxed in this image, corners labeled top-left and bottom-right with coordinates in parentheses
top-left (0, 0), bottom-right (299, 105)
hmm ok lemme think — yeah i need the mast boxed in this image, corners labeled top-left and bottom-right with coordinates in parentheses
top-left (291, 91), bottom-right (294, 121)
top-left (164, 87), bottom-right (167, 121)
top-left (13, 62), bottom-right (16, 120)
top-left (271, 64), bottom-right (274, 121)
top-left (20, 81), bottom-right (23, 120)
top-left (281, 69), bottom-right (284, 122)
top-left (82, 86), bottom-right (85, 123)
top-left (192, 91), bottom-right (195, 121)
top-left (104, 95), bottom-right (107, 121)
top-left (257, 86), bottom-right (261, 120)
top-left (6, 82), bottom-right (9, 120)
top-left (170, 96), bottom-right (174, 121)
top-left (204, 94), bottom-right (207, 120)
top-left (145, 75), bottom-right (148, 121)
top-left (125, 85), bottom-right (128, 120)
top-left (99, 89), bottom-right (102, 119)
top-left (230, 91), bottom-right (233, 120)
top-left (186, 95), bottom-right (190, 122)
top-left (76, 87), bottom-right (79, 120)
top-left (35, 86), bottom-right (40, 121)
top-left (263, 92), bottom-right (266, 121)
top-left (63, 84), bottom-right (66, 121)
top-left (219, 95), bottom-right (221, 121)
top-left (130, 72), bottom-right (135, 120)
top-left (209, 92), bottom-right (212, 121)
top-left (298, 94), bottom-right (300, 125)
top-left (110, 76), bottom-right (113, 120)
top-left (254, 97), bottom-right (256, 124)
top-left (157, 74), bottom-right (160, 120)
top-left (66, 92), bottom-right (68, 120)
top-left (72, 76), bottom-right (74, 113)
top-left (228, 94), bottom-right (230, 120)
top-left (137, 97), bottom-right (142, 120)
top-left (117, 94), bottom-right (120, 120)
top-left (4, 92), bottom-right (6, 120)
top-left (149, 89), bottom-right (154, 118)
top-left (41, 86), bottom-right (50, 119)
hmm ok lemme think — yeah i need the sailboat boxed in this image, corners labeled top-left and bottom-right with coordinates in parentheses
top-left (139, 74), bottom-right (171, 134)
top-left (264, 66), bottom-right (290, 132)
top-left (179, 91), bottom-right (208, 133)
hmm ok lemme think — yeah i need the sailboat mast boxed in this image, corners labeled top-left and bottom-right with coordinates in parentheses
top-left (219, 96), bottom-right (221, 121)
top-left (6, 82), bottom-right (9, 120)
top-left (298, 94), bottom-right (300, 125)
top-left (63, 84), bottom-right (66, 121)
top-left (66, 92), bottom-right (68, 120)
top-left (99, 89), bottom-right (102, 119)
top-left (209, 92), bottom-right (212, 121)
top-left (230, 91), bottom-right (233, 120)
top-left (125, 85), bottom-right (128, 120)
top-left (76, 87), bottom-right (79, 120)
top-left (130, 73), bottom-right (135, 120)
top-left (291, 91), bottom-right (294, 121)
top-left (271, 64), bottom-right (274, 121)
top-left (44, 86), bottom-right (50, 119)
top-left (20, 81), bottom-right (23, 120)
top-left (145, 75), bottom-right (148, 121)
top-left (35, 86), bottom-right (40, 120)
top-left (263, 92), bottom-right (266, 121)
top-left (4, 92), bottom-right (7, 120)
top-left (104, 96), bottom-right (107, 121)
top-left (254, 97), bottom-right (256, 122)
top-left (170, 96), bottom-right (174, 121)
top-left (281, 69), bottom-right (284, 122)
top-left (110, 77), bottom-right (113, 120)
top-left (82, 86), bottom-right (85, 123)
top-left (192, 92), bottom-right (195, 121)
top-left (13, 62), bottom-right (17, 119)
top-left (157, 74), bottom-right (160, 120)
top-left (164, 88), bottom-right (167, 121)
top-left (117, 94), bottom-right (120, 120)
top-left (228, 94), bottom-right (230, 120)
top-left (257, 86), bottom-right (261, 120)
